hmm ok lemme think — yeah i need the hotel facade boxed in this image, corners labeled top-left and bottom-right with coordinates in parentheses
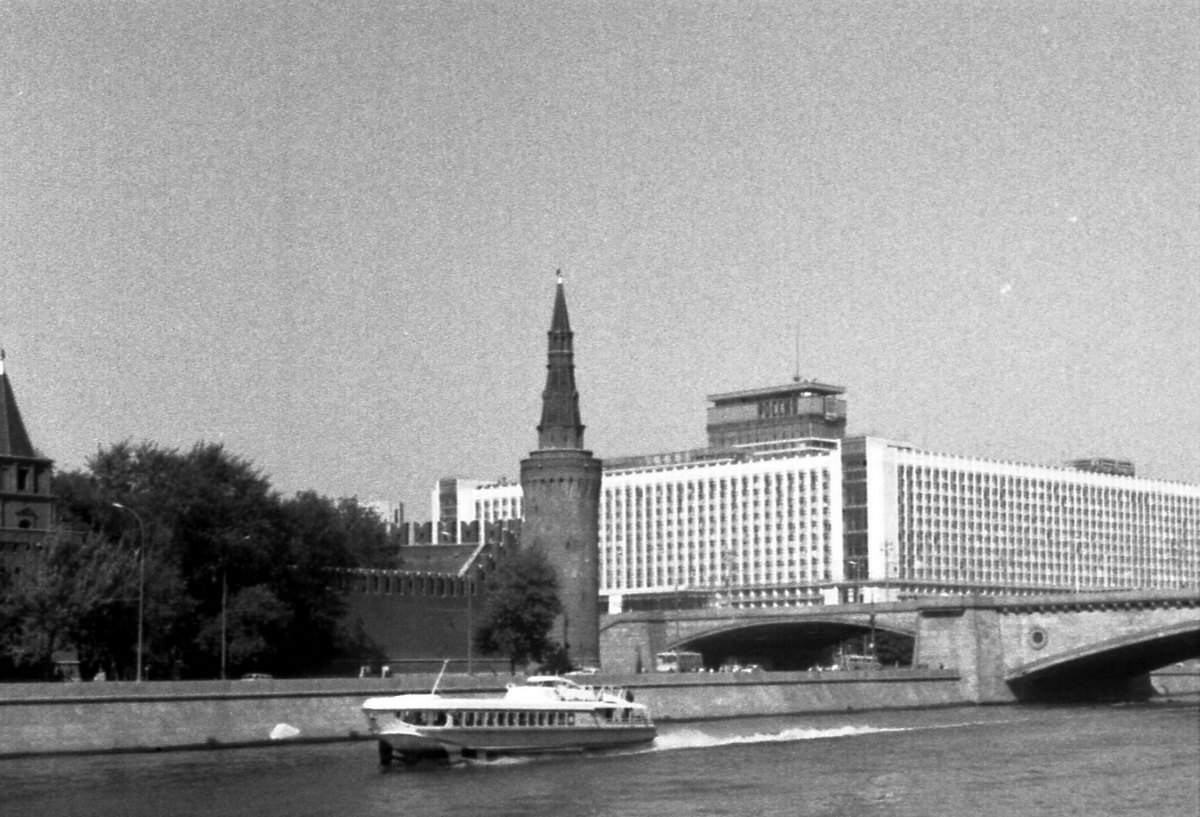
top-left (438, 381), bottom-right (1200, 610)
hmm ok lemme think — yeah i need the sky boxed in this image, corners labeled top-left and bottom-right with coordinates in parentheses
top-left (2, 1), bottom-right (1198, 517)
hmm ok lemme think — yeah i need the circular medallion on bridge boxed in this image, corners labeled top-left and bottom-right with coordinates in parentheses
top-left (1028, 627), bottom-right (1049, 650)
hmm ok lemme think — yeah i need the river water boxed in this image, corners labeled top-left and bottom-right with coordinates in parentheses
top-left (3, 703), bottom-right (1196, 817)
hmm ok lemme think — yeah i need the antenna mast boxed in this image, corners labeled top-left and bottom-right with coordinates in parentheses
top-left (793, 325), bottom-right (801, 382)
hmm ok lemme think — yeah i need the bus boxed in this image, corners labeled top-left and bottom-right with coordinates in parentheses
top-left (655, 650), bottom-right (704, 673)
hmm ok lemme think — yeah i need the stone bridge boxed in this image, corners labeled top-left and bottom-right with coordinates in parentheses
top-left (601, 601), bottom-right (919, 675)
top-left (600, 589), bottom-right (1200, 702)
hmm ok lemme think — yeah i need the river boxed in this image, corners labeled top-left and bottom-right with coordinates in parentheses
top-left (3, 702), bottom-right (1196, 817)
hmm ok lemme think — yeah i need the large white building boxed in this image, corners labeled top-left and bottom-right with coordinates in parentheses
top-left (845, 436), bottom-right (1199, 602)
top-left (437, 381), bottom-right (1200, 609)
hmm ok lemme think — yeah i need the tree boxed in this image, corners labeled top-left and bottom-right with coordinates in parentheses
top-left (271, 491), bottom-right (376, 672)
top-left (474, 547), bottom-right (563, 673)
top-left (40, 440), bottom-right (376, 679)
top-left (196, 584), bottom-right (292, 672)
top-left (0, 529), bottom-right (137, 679)
top-left (70, 440), bottom-right (286, 678)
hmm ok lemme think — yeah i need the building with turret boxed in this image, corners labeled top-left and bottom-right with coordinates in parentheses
top-left (0, 351), bottom-right (55, 578)
top-left (519, 274), bottom-right (603, 667)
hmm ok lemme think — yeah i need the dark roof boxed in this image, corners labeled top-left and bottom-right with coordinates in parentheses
top-left (535, 273), bottom-right (586, 450)
top-left (0, 365), bottom-right (38, 458)
top-left (707, 379), bottom-right (846, 404)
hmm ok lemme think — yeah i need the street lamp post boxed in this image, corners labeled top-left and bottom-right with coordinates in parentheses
top-left (846, 558), bottom-right (860, 605)
top-left (220, 561), bottom-right (228, 680)
top-left (112, 503), bottom-right (146, 682)
top-left (465, 571), bottom-right (473, 675)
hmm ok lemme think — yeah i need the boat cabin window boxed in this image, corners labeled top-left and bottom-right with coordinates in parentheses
top-left (395, 710), bottom-right (448, 727)
top-left (419, 709), bottom-right (590, 728)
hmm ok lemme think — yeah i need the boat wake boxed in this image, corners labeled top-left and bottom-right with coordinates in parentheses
top-left (430, 718), bottom-right (1031, 770)
top-left (649, 717), bottom-right (1030, 754)
top-left (652, 723), bottom-right (904, 752)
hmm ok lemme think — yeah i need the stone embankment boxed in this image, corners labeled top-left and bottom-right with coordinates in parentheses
top-left (1151, 664), bottom-right (1200, 701)
top-left (4, 664), bottom-right (1193, 758)
top-left (1, 669), bottom-right (962, 757)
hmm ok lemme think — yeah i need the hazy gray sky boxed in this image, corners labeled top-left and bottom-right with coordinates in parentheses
top-left (3, 1), bottom-right (1197, 516)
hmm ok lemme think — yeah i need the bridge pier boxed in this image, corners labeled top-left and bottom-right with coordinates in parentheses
top-left (912, 601), bottom-right (1015, 704)
top-left (601, 613), bottom-right (668, 674)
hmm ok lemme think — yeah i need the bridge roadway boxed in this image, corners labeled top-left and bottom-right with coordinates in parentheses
top-left (599, 588), bottom-right (1200, 702)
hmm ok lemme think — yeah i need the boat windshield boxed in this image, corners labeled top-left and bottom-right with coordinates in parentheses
top-left (395, 710), bottom-right (449, 726)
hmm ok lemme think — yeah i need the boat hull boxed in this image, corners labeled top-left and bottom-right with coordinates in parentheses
top-left (376, 722), bottom-right (656, 759)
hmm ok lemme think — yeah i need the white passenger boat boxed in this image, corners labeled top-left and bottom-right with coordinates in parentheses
top-left (362, 675), bottom-right (656, 764)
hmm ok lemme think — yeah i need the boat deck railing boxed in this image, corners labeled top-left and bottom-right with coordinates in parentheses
top-left (563, 685), bottom-right (636, 704)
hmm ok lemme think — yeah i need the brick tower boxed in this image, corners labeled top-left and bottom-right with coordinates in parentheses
top-left (519, 273), bottom-right (603, 668)
top-left (0, 350), bottom-right (55, 576)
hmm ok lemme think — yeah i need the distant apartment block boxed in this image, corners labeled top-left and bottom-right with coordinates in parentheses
top-left (360, 498), bottom-right (405, 529)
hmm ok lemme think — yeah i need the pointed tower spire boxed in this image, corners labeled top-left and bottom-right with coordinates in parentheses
top-left (0, 350), bottom-right (38, 458)
top-left (537, 270), bottom-right (585, 450)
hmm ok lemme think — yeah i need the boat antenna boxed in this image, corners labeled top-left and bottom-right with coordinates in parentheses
top-left (431, 659), bottom-right (450, 694)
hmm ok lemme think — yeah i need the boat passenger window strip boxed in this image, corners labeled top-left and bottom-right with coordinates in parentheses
top-left (387, 707), bottom-right (650, 730)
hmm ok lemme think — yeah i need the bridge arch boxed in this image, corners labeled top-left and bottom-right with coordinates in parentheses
top-left (1006, 619), bottom-right (1200, 702)
top-left (665, 618), bottom-right (916, 671)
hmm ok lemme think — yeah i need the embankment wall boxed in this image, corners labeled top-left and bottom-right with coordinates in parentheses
top-left (1151, 665), bottom-right (1200, 701)
top-left (616, 668), bottom-right (962, 721)
top-left (0, 669), bottom-right (962, 757)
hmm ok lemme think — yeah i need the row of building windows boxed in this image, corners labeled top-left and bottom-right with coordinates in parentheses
top-left (895, 460), bottom-right (1200, 591)
top-left (600, 461), bottom-right (840, 592)
top-left (0, 466), bottom-right (47, 494)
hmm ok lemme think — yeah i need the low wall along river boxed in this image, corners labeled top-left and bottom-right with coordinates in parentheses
top-left (2, 666), bottom-right (1195, 757)
top-left (2, 669), bottom-right (961, 757)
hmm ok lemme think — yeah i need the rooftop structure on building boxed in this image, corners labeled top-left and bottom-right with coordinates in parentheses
top-left (706, 378), bottom-right (847, 448)
top-left (1068, 458), bottom-right (1136, 477)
